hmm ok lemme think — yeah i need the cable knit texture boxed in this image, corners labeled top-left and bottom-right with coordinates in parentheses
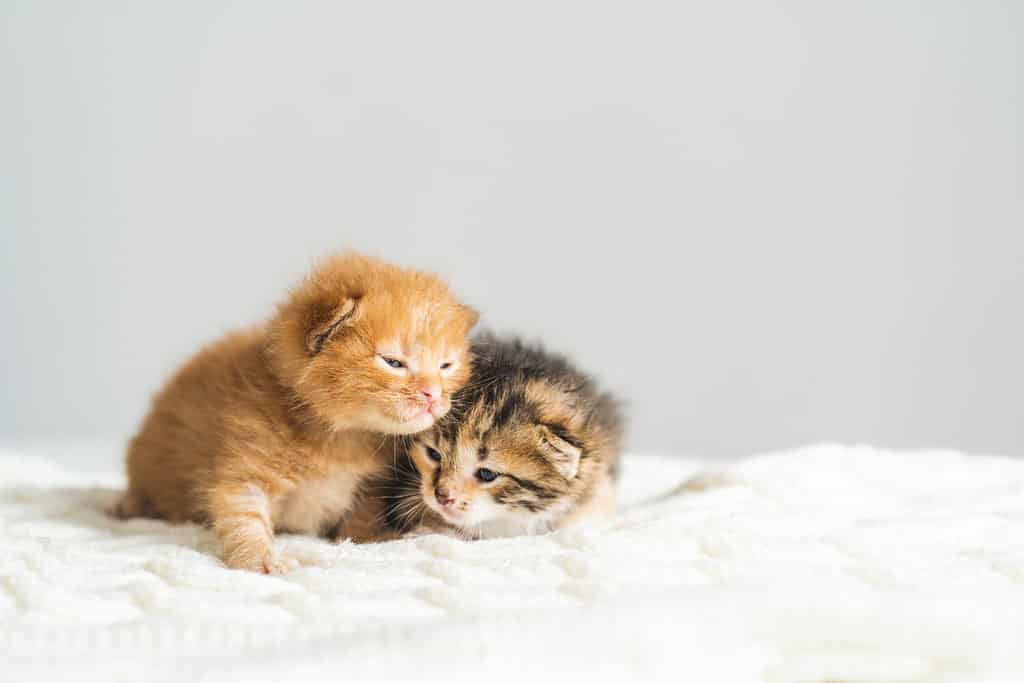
top-left (2, 444), bottom-right (1023, 682)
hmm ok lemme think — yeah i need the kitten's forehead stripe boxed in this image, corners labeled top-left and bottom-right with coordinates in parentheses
top-left (502, 474), bottom-right (560, 500)
top-left (487, 389), bottom-right (541, 436)
top-left (470, 400), bottom-right (496, 431)
top-left (490, 394), bottom-right (518, 430)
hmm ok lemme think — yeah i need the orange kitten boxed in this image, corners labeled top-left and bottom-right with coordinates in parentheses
top-left (111, 253), bottom-right (477, 573)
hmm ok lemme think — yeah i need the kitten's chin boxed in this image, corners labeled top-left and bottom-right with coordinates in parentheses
top-left (332, 410), bottom-right (436, 436)
top-left (387, 412), bottom-right (436, 435)
top-left (431, 499), bottom-right (556, 538)
top-left (387, 403), bottom-right (449, 435)
top-left (426, 499), bottom-right (495, 530)
top-left (430, 504), bottom-right (472, 528)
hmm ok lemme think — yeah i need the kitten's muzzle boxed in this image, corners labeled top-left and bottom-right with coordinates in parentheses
top-left (420, 384), bottom-right (441, 404)
top-left (435, 485), bottom-right (456, 507)
top-left (418, 383), bottom-right (446, 417)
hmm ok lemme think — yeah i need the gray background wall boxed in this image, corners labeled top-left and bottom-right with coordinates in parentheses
top-left (2, 1), bottom-right (1021, 467)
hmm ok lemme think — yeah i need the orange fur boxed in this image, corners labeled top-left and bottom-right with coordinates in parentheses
top-left (112, 253), bottom-right (477, 573)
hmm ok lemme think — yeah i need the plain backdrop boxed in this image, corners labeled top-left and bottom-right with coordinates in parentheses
top-left (2, 1), bottom-right (1021, 468)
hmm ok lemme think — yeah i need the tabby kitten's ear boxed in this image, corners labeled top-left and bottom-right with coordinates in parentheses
top-left (538, 424), bottom-right (582, 480)
top-left (304, 297), bottom-right (360, 355)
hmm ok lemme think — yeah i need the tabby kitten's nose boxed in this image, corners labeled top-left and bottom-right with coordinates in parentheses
top-left (435, 487), bottom-right (455, 506)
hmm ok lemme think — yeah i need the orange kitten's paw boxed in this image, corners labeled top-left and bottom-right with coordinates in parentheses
top-left (261, 555), bottom-right (299, 575)
top-left (224, 550), bottom-right (297, 574)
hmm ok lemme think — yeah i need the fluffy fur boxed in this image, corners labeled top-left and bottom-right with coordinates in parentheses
top-left (341, 335), bottom-right (625, 542)
top-left (111, 253), bottom-right (478, 573)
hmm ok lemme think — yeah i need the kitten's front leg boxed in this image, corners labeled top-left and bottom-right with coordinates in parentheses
top-left (209, 482), bottom-right (295, 574)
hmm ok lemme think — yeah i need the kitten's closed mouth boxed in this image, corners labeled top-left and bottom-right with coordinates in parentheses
top-left (402, 403), bottom-right (445, 423)
top-left (434, 505), bottom-right (467, 525)
top-left (422, 496), bottom-right (458, 520)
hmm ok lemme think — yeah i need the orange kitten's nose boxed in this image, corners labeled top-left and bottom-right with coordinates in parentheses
top-left (420, 384), bottom-right (441, 404)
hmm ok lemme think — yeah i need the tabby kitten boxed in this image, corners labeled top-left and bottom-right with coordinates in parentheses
top-left (342, 335), bottom-right (625, 541)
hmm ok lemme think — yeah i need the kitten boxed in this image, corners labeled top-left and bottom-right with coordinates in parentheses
top-left (341, 335), bottom-right (625, 542)
top-left (110, 253), bottom-right (478, 573)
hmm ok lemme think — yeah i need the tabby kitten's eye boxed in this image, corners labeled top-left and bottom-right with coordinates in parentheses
top-left (381, 356), bottom-right (405, 369)
top-left (425, 447), bottom-right (442, 463)
top-left (475, 468), bottom-right (498, 483)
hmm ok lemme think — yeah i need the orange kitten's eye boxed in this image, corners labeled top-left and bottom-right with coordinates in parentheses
top-left (426, 447), bottom-right (442, 462)
top-left (381, 357), bottom-right (405, 369)
top-left (440, 362), bottom-right (453, 370)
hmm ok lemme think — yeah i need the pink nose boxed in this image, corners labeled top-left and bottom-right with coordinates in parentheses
top-left (421, 385), bottom-right (441, 404)
top-left (435, 487), bottom-right (455, 507)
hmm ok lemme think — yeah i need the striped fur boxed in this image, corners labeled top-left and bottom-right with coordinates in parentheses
top-left (344, 335), bottom-right (625, 541)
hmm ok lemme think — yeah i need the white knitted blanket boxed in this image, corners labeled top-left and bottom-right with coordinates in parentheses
top-left (2, 444), bottom-right (1023, 682)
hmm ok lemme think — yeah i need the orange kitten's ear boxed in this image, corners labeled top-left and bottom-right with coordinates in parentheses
top-left (305, 297), bottom-right (360, 355)
top-left (460, 305), bottom-right (480, 331)
top-left (538, 424), bottom-right (582, 479)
